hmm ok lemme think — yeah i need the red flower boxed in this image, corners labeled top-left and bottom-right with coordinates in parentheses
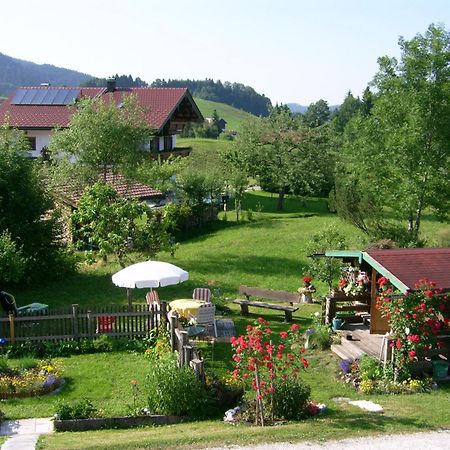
top-left (378, 276), bottom-right (388, 287)
top-left (246, 324), bottom-right (252, 331)
top-left (301, 357), bottom-right (309, 368)
top-left (396, 338), bottom-right (402, 349)
top-left (291, 323), bottom-right (301, 332)
top-left (303, 276), bottom-right (313, 283)
top-left (280, 331), bottom-right (288, 339)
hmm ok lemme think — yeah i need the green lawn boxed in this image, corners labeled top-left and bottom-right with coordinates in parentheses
top-left (177, 137), bottom-right (233, 156)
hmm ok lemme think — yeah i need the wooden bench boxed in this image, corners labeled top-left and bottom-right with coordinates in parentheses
top-left (233, 285), bottom-right (299, 322)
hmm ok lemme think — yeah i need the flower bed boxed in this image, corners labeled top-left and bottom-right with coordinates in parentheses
top-left (0, 359), bottom-right (63, 399)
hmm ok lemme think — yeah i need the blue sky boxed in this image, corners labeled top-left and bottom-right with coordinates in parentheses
top-left (1, 0), bottom-right (449, 105)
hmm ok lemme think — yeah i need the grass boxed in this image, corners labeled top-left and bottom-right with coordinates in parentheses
top-left (2, 352), bottom-right (150, 420)
top-left (177, 137), bottom-right (233, 155)
top-left (192, 98), bottom-right (253, 131)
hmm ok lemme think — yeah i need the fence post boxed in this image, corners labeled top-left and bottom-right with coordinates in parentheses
top-left (183, 345), bottom-right (193, 367)
top-left (72, 304), bottom-right (79, 340)
top-left (190, 358), bottom-right (205, 384)
top-left (169, 312), bottom-right (178, 352)
top-left (87, 310), bottom-right (93, 338)
top-left (160, 301), bottom-right (168, 326)
top-left (179, 330), bottom-right (188, 366)
top-left (8, 314), bottom-right (15, 343)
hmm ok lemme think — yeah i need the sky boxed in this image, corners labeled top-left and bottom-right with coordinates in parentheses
top-left (1, 0), bottom-right (449, 106)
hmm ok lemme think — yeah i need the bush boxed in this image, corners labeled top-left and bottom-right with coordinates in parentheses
top-left (146, 352), bottom-right (207, 417)
top-left (272, 378), bottom-right (311, 420)
top-left (359, 355), bottom-right (383, 381)
top-left (307, 325), bottom-right (332, 350)
top-left (55, 398), bottom-right (97, 420)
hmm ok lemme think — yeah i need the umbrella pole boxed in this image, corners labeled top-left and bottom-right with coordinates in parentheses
top-left (127, 288), bottom-right (132, 311)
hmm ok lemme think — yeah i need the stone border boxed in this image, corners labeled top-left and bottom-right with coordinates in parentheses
top-left (54, 415), bottom-right (188, 432)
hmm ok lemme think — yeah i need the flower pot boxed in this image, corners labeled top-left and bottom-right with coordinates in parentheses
top-left (432, 360), bottom-right (449, 380)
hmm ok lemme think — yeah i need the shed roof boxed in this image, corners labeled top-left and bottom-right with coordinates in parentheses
top-left (363, 248), bottom-right (450, 292)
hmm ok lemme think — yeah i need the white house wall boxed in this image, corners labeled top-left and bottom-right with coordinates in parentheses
top-left (25, 129), bottom-right (52, 158)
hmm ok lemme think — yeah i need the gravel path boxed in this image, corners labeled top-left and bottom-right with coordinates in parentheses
top-left (207, 429), bottom-right (450, 450)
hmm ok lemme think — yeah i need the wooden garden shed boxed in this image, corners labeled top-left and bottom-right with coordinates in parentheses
top-left (325, 247), bottom-right (450, 335)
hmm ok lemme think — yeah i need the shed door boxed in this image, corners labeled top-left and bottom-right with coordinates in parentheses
top-left (369, 268), bottom-right (390, 334)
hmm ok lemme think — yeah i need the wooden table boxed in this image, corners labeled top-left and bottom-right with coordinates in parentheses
top-left (169, 299), bottom-right (205, 318)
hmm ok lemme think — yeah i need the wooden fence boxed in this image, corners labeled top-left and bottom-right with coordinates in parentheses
top-left (323, 293), bottom-right (371, 325)
top-left (1, 303), bottom-right (167, 343)
top-left (1, 302), bottom-right (205, 381)
top-left (167, 311), bottom-right (205, 382)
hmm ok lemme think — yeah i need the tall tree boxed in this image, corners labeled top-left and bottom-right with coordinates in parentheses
top-left (49, 95), bottom-right (154, 185)
top-left (236, 106), bottom-right (332, 210)
top-left (0, 125), bottom-right (73, 285)
top-left (338, 24), bottom-right (450, 244)
top-left (331, 91), bottom-right (363, 132)
top-left (302, 99), bottom-right (331, 128)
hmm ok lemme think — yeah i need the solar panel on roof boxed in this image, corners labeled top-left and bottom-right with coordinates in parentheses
top-left (10, 88), bottom-right (81, 105)
top-left (11, 89), bottom-right (27, 104)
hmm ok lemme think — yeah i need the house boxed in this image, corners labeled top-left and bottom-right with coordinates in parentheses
top-left (323, 247), bottom-right (450, 334)
top-left (205, 116), bottom-right (227, 131)
top-left (0, 79), bottom-right (203, 158)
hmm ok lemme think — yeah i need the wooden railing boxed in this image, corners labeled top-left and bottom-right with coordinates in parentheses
top-left (324, 292), bottom-right (371, 325)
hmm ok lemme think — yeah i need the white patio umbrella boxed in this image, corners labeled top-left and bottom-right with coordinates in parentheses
top-left (112, 261), bottom-right (189, 308)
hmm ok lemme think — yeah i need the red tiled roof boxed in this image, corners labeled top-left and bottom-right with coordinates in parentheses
top-left (365, 248), bottom-right (450, 291)
top-left (0, 86), bottom-right (197, 131)
top-left (61, 171), bottom-right (163, 207)
top-left (0, 86), bottom-right (103, 128)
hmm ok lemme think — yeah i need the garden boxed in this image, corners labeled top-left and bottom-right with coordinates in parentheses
top-left (0, 193), bottom-right (446, 450)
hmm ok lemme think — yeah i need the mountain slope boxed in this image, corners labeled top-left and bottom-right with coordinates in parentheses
top-left (0, 52), bottom-right (92, 97)
top-left (194, 98), bottom-right (253, 131)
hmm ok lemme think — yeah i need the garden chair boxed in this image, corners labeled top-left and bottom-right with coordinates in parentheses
top-left (192, 288), bottom-right (211, 303)
top-left (146, 290), bottom-right (160, 309)
top-left (195, 303), bottom-right (217, 337)
top-left (96, 315), bottom-right (116, 333)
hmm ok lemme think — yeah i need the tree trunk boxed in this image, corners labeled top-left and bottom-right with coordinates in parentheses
top-left (276, 187), bottom-right (285, 211)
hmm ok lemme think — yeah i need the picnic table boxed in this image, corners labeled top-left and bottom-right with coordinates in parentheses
top-left (169, 299), bottom-right (206, 319)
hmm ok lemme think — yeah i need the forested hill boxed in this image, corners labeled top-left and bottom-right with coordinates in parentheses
top-left (151, 79), bottom-right (272, 116)
top-left (81, 74), bottom-right (149, 88)
top-left (0, 52), bottom-right (91, 97)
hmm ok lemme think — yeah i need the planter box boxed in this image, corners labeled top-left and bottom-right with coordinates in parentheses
top-left (54, 415), bottom-right (188, 432)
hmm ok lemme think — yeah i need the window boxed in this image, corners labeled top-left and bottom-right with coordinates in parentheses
top-left (27, 137), bottom-right (36, 151)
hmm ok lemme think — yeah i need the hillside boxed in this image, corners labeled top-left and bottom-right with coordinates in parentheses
top-left (194, 98), bottom-right (253, 131)
top-left (152, 78), bottom-right (271, 116)
top-left (0, 52), bottom-right (92, 97)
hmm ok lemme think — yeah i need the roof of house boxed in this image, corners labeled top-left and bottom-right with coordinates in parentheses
top-left (60, 171), bottom-right (164, 208)
top-left (0, 86), bottom-right (203, 131)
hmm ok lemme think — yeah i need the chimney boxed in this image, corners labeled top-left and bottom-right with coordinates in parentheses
top-left (106, 78), bottom-right (116, 93)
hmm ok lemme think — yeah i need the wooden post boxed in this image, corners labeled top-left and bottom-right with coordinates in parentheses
top-left (8, 314), bottom-right (15, 343)
top-left (169, 312), bottom-right (178, 351)
top-left (183, 345), bottom-right (193, 367)
top-left (325, 296), bottom-right (336, 325)
top-left (190, 358), bottom-right (205, 384)
top-left (126, 288), bottom-right (132, 311)
top-left (87, 310), bottom-right (93, 338)
top-left (179, 330), bottom-right (188, 366)
top-left (72, 304), bottom-right (79, 340)
top-left (160, 301), bottom-right (168, 327)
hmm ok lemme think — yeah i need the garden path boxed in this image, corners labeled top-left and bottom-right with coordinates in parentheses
top-left (0, 418), bottom-right (53, 450)
top-left (208, 429), bottom-right (450, 450)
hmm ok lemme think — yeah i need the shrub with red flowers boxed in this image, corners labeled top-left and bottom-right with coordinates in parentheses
top-left (230, 318), bottom-right (310, 425)
top-left (377, 278), bottom-right (450, 377)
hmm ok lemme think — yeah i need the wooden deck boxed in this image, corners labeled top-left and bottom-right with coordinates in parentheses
top-left (331, 324), bottom-right (390, 362)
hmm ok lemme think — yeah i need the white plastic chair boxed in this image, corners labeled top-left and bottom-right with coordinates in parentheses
top-left (192, 288), bottom-right (212, 303)
top-left (195, 303), bottom-right (217, 337)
